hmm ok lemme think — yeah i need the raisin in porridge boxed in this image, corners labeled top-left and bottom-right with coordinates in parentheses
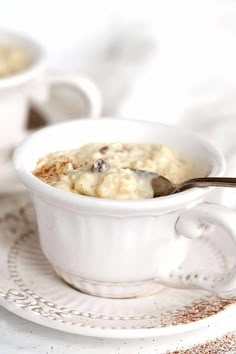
top-left (33, 143), bottom-right (195, 200)
top-left (0, 44), bottom-right (31, 78)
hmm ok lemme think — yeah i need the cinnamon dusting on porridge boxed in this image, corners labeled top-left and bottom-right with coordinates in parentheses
top-left (33, 143), bottom-right (195, 200)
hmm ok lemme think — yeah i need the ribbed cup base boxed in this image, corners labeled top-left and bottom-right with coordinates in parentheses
top-left (54, 267), bottom-right (163, 299)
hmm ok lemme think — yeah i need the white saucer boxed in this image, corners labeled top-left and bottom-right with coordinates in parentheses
top-left (0, 197), bottom-right (236, 340)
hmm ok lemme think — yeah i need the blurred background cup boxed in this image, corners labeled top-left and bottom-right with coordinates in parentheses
top-left (0, 29), bottom-right (102, 195)
top-left (0, 30), bottom-right (102, 150)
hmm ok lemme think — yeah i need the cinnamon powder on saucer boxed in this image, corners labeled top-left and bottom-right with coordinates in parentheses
top-left (167, 332), bottom-right (236, 353)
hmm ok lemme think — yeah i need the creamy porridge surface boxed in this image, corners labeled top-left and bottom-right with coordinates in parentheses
top-left (33, 143), bottom-right (195, 200)
top-left (0, 44), bottom-right (31, 78)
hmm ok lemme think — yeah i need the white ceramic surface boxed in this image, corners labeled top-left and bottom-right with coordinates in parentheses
top-left (13, 118), bottom-right (236, 298)
top-left (0, 198), bottom-right (236, 341)
top-left (0, 30), bottom-right (102, 150)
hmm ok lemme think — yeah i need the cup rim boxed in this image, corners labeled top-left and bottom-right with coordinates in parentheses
top-left (13, 118), bottom-right (225, 215)
top-left (0, 29), bottom-right (46, 89)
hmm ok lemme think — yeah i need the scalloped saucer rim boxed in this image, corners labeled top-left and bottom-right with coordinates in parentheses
top-left (0, 297), bottom-right (236, 340)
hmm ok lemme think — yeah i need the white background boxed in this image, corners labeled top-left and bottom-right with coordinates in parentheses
top-left (1, 0), bottom-right (236, 122)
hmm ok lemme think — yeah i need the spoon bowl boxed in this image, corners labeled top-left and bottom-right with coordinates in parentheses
top-left (129, 168), bottom-right (236, 197)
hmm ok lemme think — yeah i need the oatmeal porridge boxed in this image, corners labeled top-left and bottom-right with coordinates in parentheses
top-left (33, 143), bottom-right (195, 200)
top-left (0, 44), bottom-right (31, 78)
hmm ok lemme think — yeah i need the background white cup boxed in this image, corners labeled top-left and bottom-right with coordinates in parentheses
top-left (0, 30), bottom-right (102, 149)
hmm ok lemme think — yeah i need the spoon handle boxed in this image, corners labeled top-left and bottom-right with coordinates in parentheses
top-left (176, 177), bottom-right (236, 193)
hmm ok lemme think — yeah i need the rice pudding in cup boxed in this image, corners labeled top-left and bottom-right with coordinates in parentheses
top-left (0, 43), bottom-right (31, 78)
top-left (33, 142), bottom-right (195, 200)
top-left (13, 118), bottom-right (236, 298)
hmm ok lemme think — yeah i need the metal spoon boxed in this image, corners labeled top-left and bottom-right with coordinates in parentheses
top-left (129, 169), bottom-right (236, 197)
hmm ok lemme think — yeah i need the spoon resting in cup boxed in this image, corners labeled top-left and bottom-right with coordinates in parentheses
top-left (129, 168), bottom-right (236, 197)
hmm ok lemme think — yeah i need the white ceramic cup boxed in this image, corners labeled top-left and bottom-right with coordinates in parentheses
top-left (0, 31), bottom-right (102, 149)
top-left (14, 118), bottom-right (236, 298)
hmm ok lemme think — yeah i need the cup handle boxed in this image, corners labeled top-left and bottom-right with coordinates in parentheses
top-left (45, 73), bottom-right (102, 118)
top-left (157, 202), bottom-right (236, 294)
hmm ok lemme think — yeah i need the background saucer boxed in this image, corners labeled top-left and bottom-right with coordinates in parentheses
top-left (0, 132), bottom-right (28, 195)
